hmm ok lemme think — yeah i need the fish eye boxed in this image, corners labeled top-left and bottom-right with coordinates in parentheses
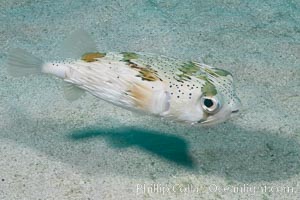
top-left (200, 96), bottom-right (220, 113)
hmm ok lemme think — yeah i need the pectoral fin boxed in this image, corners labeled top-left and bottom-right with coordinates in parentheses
top-left (63, 82), bottom-right (85, 101)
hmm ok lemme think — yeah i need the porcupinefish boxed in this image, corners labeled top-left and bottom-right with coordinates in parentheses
top-left (6, 30), bottom-right (241, 125)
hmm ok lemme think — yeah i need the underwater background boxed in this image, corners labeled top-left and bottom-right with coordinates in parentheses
top-left (0, 0), bottom-right (299, 199)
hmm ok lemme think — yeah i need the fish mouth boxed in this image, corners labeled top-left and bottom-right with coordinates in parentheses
top-left (231, 97), bottom-right (242, 113)
top-left (198, 114), bottom-right (231, 126)
top-left (198, 106), bottom-right (232, 126)
top-left (198, 117), bottom-right (229, 126)
top-left (231, 109), bottom-right (239, 113)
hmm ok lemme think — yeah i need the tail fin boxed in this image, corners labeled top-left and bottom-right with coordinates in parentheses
top-left (6, 48), bottom-right (44, 77)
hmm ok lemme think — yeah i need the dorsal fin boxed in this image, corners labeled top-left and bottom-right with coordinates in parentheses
top-left (61, 30), bottom-right (98, 59)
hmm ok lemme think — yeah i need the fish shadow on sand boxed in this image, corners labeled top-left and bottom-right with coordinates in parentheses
top-left (67, 123), bottom-right (300, 182)
top-left (69, 127), bottom-right (196, 169)
top-left (3, 108), bottom-right (300, 182)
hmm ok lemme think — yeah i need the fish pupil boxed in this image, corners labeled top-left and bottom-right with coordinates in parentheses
top-left (204, 99), bottom-right (214, 108)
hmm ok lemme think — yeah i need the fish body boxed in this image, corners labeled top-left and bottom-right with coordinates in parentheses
top-left (6, 31), bottom-right (241, 125)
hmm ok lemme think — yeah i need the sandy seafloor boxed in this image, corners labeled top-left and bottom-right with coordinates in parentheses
top-left (0, 0), bottom-right (299, 199)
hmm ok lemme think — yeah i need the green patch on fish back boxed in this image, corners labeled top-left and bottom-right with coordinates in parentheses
top-left (214, 68), bottom-right (231, 76)
top-left (196, 75), bottom-right (208, 81)
top-left (122, 52), bottom-right (139, 62)
top-left (176, 61), bottom-right (199, 81)
top-left (196, 75), bottom-right (217, 96)
top-left (179, 62), bottom-right (199, 74)
top-left (205, 68), bottom-right (231, 77)
top-left (202, 81), bottom-right (217, 96)
top-left (137, 68), bottom-right (160, 81)
top-left (81, 52), bottom-right (106, 62)
top-left (175, 73), bottom-right (191, 82)
top-left (125, 58), bottom-right (161, 81)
